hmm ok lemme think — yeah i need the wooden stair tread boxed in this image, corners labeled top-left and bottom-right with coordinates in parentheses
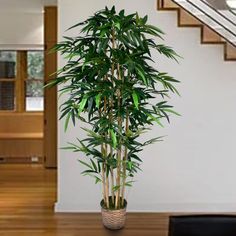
top-left (179, 9), bottom-right (202, 26)
top-left (225, 43), bottom-right (236, 60)
top-left (159, 0), bottom-right (178, 9)
top-left (202, 26), bottom-right (223, 43)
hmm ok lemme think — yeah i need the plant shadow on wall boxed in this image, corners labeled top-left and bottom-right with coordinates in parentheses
top-left (48, 6), bottom-right (181, 230)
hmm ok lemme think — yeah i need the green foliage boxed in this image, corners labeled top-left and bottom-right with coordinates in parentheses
top-left (27, 51), bottom-right (44, 97)
top-left (49, 6), bottom-right (180, 209)
top-left (27, 51), bottom-right (44, 79)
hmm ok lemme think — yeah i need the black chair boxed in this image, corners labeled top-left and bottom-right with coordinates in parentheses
top-left (169, 215), bottom-right (236, 236)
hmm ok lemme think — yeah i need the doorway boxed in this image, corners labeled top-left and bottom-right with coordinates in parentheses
top-left (0, 5), bottom-right (58, 228)
top-left (0, 6), bottom-right (57, 169)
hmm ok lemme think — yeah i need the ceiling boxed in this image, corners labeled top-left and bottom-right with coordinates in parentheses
top-left (206, 0), bottom-right (229, 9)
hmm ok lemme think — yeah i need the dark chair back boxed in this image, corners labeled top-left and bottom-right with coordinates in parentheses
top-left (169, 215), bottom-right (236, 236)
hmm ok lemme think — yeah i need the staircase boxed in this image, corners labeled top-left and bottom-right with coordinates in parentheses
top-left (157, 0), bottom-right (236, 61)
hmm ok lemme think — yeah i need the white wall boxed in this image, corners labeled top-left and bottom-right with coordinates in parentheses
top-left (0, 0), bottom-right (44, 50)
top-left (56, 0), bottom-right (236, 212)
top-left (0, 0), bottom-right (58, 50)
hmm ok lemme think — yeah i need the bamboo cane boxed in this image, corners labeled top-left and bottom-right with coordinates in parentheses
top-left (121, 109), bottom-right (129, 206)
top-left (115, 63), bottom-right (122, 209)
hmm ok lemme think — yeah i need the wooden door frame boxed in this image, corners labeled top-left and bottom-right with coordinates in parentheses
top-left (44, 6), bottom-right (58, 168)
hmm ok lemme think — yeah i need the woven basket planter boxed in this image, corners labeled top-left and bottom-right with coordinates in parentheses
top-left (101, 199), bottom-right (127, 230)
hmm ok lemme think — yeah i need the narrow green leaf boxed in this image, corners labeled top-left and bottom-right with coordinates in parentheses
top-left (81, 170), bottom-right (98, 175)
top-left (142, 136), bottom-right (164, 146)
top-left (90, 159), bottom-right (98, 172)
top-left (128, 161), bottom-right (132, 170)
top-left (125, 180), bottom-right (136, 187)
top-left (136, 67), bottom-right (147, 85)
top-left (163, 108), bottom-right (181, 116)
top-left (115, 22), bottom-right (121, 30)
top-left (112, 185), bottom-right (121, 192)
top-left (132, 91), bottom-right (139, 109)
top-left (119, 9), bottom-right (125, 16)
top-left (64, 112), bottom-right (71, 132)
top-left (142, 15), bottom-right (148, 24)
top-left (95, 176), bottom-right (102, 184)
top-left (147, 113), bottom-right (164, 127)
top-left (95, 93), bottom-right (102, 108)
top-left (78, 96), bottom-right (88, 115)
top-left (145, 24), bottom-right (164, 34)
top-left (67, 21), bottom-right (87, 31)
top-left (78, 160), bottom-right (93, 170)
top-left (110, 129), bottom-right (117, 148)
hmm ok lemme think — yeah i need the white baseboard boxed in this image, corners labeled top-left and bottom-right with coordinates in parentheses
top-left (54, 202), bottom-right (236, 213)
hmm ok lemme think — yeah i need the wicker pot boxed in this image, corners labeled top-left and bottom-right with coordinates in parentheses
top-left (101, 199), bottom-right (127, 230)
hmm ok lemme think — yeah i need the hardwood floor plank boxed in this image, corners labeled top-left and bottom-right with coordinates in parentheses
top-left (0, 164), bottom-right (169, 236)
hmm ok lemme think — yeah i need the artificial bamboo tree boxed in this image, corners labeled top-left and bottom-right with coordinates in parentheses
top-left (49, 6), bottom-right (180, 210)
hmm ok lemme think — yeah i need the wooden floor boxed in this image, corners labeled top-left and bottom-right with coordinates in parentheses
top-left (0, 164), bottom-right (169, 236)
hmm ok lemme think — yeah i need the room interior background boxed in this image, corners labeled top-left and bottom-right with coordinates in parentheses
top-left (56, 0), bottom-right (236, 212)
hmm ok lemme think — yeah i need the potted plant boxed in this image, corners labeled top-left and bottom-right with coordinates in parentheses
top-left (49, 6), bottom-right (180, 230)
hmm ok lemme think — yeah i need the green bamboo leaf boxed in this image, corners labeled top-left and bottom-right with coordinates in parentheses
top-left (163, 108), bottom-right (181, 116)
top-left (112, 185), bottom-right (121, 192)
top-left (95, 93), bottom-right (102, 108)
top-left (135, 13), bottom-right (140, 24)
top-left (142, 136), bottom-right (164, 146)
top-left (95, 176), bottom-right (102, 184)
top-left (81, 170), bottom-right (98, 175)
top-left (78, 160), bottom-right (93, 170)
top-left (67, 21), bottom-right (87, 31)
top-left (147, 113), bottom-right (164, 127)
top-left (114, 22), bottom-right (121, 30)
top-left (128, 161), bottom-right (132, 170)
top-left (110, 129), bottom-right (117, 148)
top-left (136, 67), bottom-right (147, 85)
top-left (132, 91), bottom-right (139, 109)
top-left (125, 180), bottom-right (136, 187)
top-left (99, 29), bottom-right (106, 38)
top-left (119, 9), bottom-right (125, 16)
top-left (61, 146), bottom-right (76, 150)
top-left (145, 24), bottom-right (164, 34)
top-left (90, 159), bottom-right (98, 172)
top-left (130, 154), bottom-right (142, 162)
top-left (130, 32), bottom-right (138, 46)
top-left (142, 15), bottom-right (148, 24)
top-left (78, 96), bottom-right (88, 115)
top-left (64, 112), bottom-right (71, 132)
top-left (133, 33), bottom-right (144, 48)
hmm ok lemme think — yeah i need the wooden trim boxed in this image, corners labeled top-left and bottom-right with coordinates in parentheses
top-left (0, 110), bottom-right (16, 114)
top-left (0, 111), bottom-right (43, 116)
top-left (16, 51), bottom-right (26, 112)
top-left (0, 139), bottom-right (43, 158)
top-left (157, 0), bottom-right (178, 11)
top-left (0, 50), bottom-right (45, 113)
top-left (0, 156), bottom-right (43, 164)
top-left (201, 26), bottom-right (224, 44)
top-left (44, 6), bottom-right (58, 168)
top-left (0, 78), bottom-right (16, 82)
top-left (224, 43), bottom-right (236, 61)
top-left (0, 132), bottom-right (43, 139)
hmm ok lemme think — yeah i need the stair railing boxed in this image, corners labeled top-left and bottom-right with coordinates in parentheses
top-left (201, 0), bottom-right (236, 27)
top-left (229, 9), bottom-right (236, 17)
top-left (173, 0), bottom-right (236, 46)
